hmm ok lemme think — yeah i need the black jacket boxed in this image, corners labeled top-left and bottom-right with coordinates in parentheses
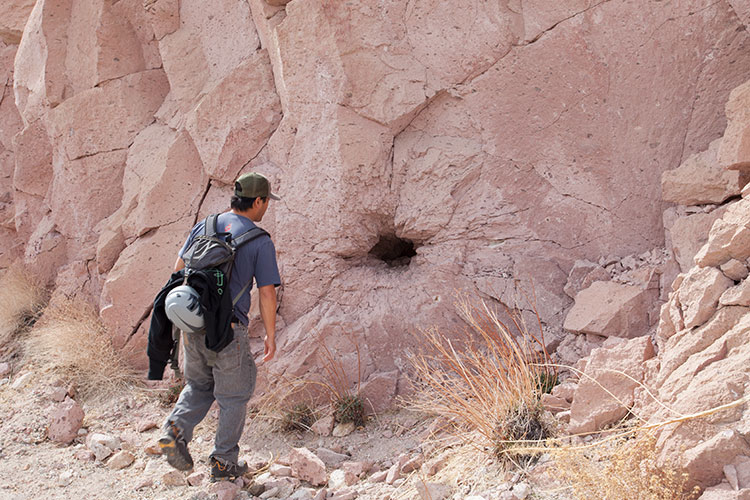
top-left (147, 269), bottom-right (234, 380)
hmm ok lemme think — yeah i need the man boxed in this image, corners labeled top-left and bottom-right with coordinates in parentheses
top-left (155, 172), bottom-right (281, 481)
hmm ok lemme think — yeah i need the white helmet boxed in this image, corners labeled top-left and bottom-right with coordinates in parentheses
top-left (165, 285), bottom-right (205, 333)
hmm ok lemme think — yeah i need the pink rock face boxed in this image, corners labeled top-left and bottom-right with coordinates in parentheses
top-left (728, 1), bottom-right (750, 29)
top-left (568, 336), bottom-right (655, 434)
top-left (13, 0), bottom-right (73, 122)
top-left (184, 50), bottom-right (282, 183)
top-left (683, 430), bottom-right (750, 489)
top-left (662, 139), bottom-right (744, 205)
top-left (1, 0), bottom-right (750, 462)
top-left (0, 0), bottom-right (35, 44)
top-left (48, 397), bottom-right (85, 445)
top-left (358, 370), bottom-right (398, 415)
top-left (563, 281), bottom-right (656, 338)
top-left (275, 1), bottom-right (522, 126)
top-left (677, 266), bottom-right (734, 329)
top-left (665, 207), bottom-right (727, 273)
top-left (718, 80), bottom-right (750, 170)
top-left (45, 69), bottom-right (169, 160)
top-left (695, 218), bottom-right (750, 268)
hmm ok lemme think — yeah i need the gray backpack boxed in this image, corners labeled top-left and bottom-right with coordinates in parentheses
top-left (167, 214), bottom-right (268, 373)
top-left (168, 214), bottom-right (267, 335)
top-left (181, 213), bottom-right (269, 307)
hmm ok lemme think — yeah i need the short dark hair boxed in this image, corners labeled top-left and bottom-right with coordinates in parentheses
top-left (231, 195), bottom-right (266, 211)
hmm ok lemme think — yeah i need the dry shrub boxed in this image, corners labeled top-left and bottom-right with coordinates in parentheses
top-left (318, 338), bottom-right (366, 426)
top-left (0, 264), bottom-right (47, 353)
top-left (25, 299), bottom-right (139, 399)
top-left (408, 293), bottom-right (555, 465)
top-left (552, 431), bottom-right (700, 500)
top-left (251, 335), bottom-right (365, 432)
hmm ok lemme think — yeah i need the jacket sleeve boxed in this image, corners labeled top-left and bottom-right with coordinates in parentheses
top-left (147, 272), bottom-right (182, 379)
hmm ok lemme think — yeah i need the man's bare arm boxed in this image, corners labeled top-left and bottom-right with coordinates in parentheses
top-left (174, 257), bottom-right (185, 272)
top-left (258, 284), bottom-right (277, 362)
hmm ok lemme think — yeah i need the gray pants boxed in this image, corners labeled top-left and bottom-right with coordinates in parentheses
top-left (165, 324), bottom-right (257, 463)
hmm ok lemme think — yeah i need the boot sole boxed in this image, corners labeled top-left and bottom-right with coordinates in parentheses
top-left (158, 436), bottom-right (193, 471)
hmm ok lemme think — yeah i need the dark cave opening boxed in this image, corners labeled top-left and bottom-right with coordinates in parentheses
top-left (368, 234), bottom-right (417, 267)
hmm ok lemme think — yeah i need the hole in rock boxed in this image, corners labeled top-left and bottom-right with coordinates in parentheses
top-left (368, 235), bottom-right (417, 267)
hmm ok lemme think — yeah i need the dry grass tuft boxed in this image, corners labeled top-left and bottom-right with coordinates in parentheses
top-left (552, 430), bottom-right (700, 500)
top-left (25, 299), bottom-right (139, 399)
top-left (318, 338), bottom-right (366, 426)
top-left (0, 264), bottom-right (47, 355)
top-left (249, 335), bottom-right (366, 432)
top-left (281, 402), bottom-right (315, 432)
top-left (408, 293), bottom-right (555, 465)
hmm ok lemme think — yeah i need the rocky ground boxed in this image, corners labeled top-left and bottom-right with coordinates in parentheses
top-left (0, 358), bottom-right (560, 500)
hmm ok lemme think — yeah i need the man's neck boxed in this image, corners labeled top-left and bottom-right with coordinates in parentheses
top-left (231, 208), bottom-right (257, 222)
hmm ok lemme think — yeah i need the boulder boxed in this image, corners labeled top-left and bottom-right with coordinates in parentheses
top-left (718, 80), bottom-right (750, 170)
top-left (695, 219), bottom-right (750, 268)
top-left (568, 336), bottom-right (655, 434)
top-left (698, 483), bottom-right (750, 500)
top-left (563, 281), bottom-right (656, 338)
top-left (677, 266), bottom-right (733, 329)
top-left (161, 470), bottom-right (188, 486)
top-left (311, 415), bottom-right (334, 437)
top-left (208, 479), bottom-right (242, 500)
top-left (665, 207), bottom-right (727, 272)
top-left (416, 482), bottom-right (451, 500)
top-left (683, 430), bottom-right (750, 489)
top-left (48, 397), bottom-right (85, 445)
top-left (359, 370), bottom-right (398, 414)
top-left (662, 138), bottom-right (743, 205)
top-left (107, 450), bottom-right (135, 470)
top-left (314, 448), bottom-right (349, 467)
top-left (288, 447), bottom-right (327, 486)
top-left (328, 469), bottom-right (357, 490)
top-left (563, 260), bottom-right (610, 299)
top-left (720, 259), bottom-right (749, 281)
top-left (87, 433), bottom-right (121, 461)
top-left (734, 455), bottom-right (750, 489)
top-left (720, 278), bottom-right (750, 306)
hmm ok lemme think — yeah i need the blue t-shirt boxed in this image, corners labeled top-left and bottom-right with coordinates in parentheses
top-left (179, 212), bottom-right (280, 326)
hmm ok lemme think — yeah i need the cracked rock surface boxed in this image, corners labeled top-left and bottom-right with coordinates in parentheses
top-left (1, 0), bottom-right (750, 414)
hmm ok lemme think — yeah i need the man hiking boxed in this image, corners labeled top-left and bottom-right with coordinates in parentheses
top-left (147, 172), bottom-right (281, 481)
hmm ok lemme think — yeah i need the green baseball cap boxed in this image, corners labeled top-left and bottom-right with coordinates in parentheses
top-left (234, 172), bottom-right (280, 200)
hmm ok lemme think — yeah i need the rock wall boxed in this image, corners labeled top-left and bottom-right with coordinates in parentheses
top-left (1, 0), bottom-right (750, 407)
top-left (544, 77), bottom-right (750, 493)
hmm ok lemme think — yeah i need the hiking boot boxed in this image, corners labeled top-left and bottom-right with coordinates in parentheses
top-left (158, 422), bottom-right (193, 471)
top-left (210, 456), bottom-right (249, 482)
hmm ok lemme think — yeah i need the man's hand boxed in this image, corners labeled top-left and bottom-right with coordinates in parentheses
top-left (263, 335), bottom-right (276, 362)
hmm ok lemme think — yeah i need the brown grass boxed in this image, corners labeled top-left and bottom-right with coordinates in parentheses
top-left (407, 293), bottom-right (555, 465)
top-left (25, 299), bottom-right (139, 400)
top-left (0, 264), bottom-right (47, 355)
top-left (552, 430), bottom-right (700, 500)
top-left (249, 334), bottom-right (366, 432)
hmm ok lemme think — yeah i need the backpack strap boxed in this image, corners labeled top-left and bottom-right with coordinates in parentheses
top-left (204, 213), bottom-right (219, 236)
top-left (232, 280), bottom-right (253, 307)
top-left (231, 227), bottom-right (269, 249)
top-left (229, 227), bottom-right (270, 307)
